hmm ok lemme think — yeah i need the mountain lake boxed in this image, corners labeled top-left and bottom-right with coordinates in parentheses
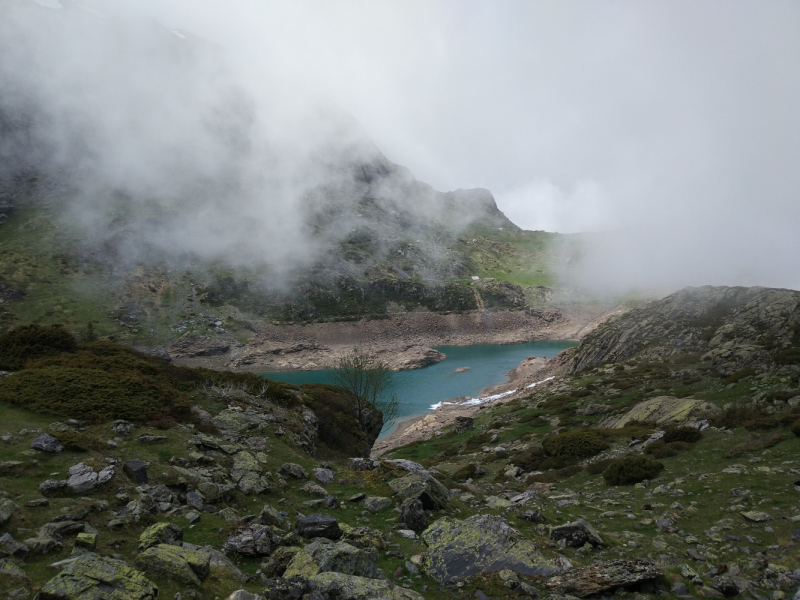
top-left (261, 340), bottom-right (577, 439)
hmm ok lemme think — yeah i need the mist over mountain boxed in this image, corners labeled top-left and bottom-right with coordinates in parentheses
top-left (0, 0), bottom-right (516, 292)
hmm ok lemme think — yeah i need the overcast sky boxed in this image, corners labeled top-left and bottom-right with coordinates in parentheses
top-left (23, 0), bottom-right (800, 291)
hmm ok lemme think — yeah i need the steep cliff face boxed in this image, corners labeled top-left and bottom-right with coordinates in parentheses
top-left (565, 286), bottom-right (800, 376)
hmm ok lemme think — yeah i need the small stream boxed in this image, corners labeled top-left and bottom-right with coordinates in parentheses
top-left (261, 340), bottom-right (576, 439)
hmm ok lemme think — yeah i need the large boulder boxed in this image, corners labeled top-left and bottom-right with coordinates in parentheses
top-left (295, 514), bottom-right (342, 540)
top-left (596, 396), bottom-right (720, 428)
top-left (259, 505), bottom-right (290, 529)
top-left (283, 538), bottom-right (378, 578)
top-left (311, 572), bottom-right (426, 600)
top-left (134, 543), bottom-right (210, 586)
top-left (38, 552), bottom-right (157, 600)
top-left (138, 522), bottom-right (184, 552)
top-left (31, 433), bottom-right (64, 453)
top-left (388, 473), bottom-right (449, 510)
top-left (222, 524), bottom-right (276, 556)
top-left (545, 559), bottom-right (662, 598)
top-left (550, 519), bottom-right (605, 548)
top-left (262, 546), bottom-right (302, 577)
top-left (261, 575), bottom-right (313, 600)
top-left (421, 514), bottom-right (558, 583)
top-left (65, 463), bottom-right (114, 494)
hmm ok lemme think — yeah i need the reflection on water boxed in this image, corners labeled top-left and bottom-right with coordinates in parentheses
top-left (261, 340), bottom-right (576, 439)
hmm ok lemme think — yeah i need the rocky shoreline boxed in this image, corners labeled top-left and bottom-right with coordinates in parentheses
top-left (168, 305), bottom-right (620, 373)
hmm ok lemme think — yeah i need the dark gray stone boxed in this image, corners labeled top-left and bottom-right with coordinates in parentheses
top-left (295, 514), bottom-right (342, 540)
top-left (222, 524), bottom-right (276, 556)
top-left (123, 459), bottom-right (148, 483)
top-left (550, 519), bottom-right (604, 548)
top-left (400, 499), bottom-right (427, 532)
top-left (453, 417), bottom-right (474, 434)
top-left (31, 433), bottom-right (64, 453)
top-left (711, 575), bottom-right (740, 597)
top-left (517, 510), bottom-right (547, 523)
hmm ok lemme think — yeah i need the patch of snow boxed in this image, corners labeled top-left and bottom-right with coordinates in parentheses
top-left (172, 30), bottom-right (187, 39)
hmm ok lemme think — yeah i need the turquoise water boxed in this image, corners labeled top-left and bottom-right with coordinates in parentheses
top-left (261, 340), bottom-right (576, 439)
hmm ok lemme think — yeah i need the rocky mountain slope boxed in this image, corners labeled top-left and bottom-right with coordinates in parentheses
top-left (2, 285), bottom-right (799, 600)
top-left (0, 1), bottom-right (602, 356)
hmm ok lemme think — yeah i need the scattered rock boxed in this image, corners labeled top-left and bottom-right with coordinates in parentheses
top-left (310, 571), bottom-right (425, 599)
top-left (283, 538), bottom-right (378, 578)
top-left (74, 533), bottom-right (97, 552)
top-left (388, 472), bottom-right (450, 510)
top-left (111, 420), bottom-right (132, 435)
top-left (65, 462), bottom-right (114, 494)
top-left (262, 546), bottom-right (301, 577)
top-left (347, 458), bottom-right (377, 471)
top-left (339, 525), bottom-right (388, 551)
top-left (222, 524), bottom-right (276, 556)
top-left (123, 459), bottom-right (148, 484)
top-left (400, 499), bottom-right (427, 532)
top-left (261, 575), bottom-right (313, 600)
top-left (0, 499), bottom-right (17, 525)
top-left (30, 433), bottom-right (64, 453)
top-left (259, 505), bottom-right (289, 529)
top-left (138, 522), bottom-right (184, 552)
top-left (0, 533), bottom-right (29, 558)
top-left (313, 468), bottom-right (335, 485)
top-left (40, 552), bottom-right (157, 599)
top-left (362, 496), bottom-right (393, 513)
top-left (295, 514), bottom-right (342, 541)
top-left (421, 514), bottom-right (558, 583)
top-left (453, 417), bottom-right (474, 434)
top-left (0, 558), bottom-right (31, 587)
top-left (740, 511), bottom-right (771, 522)
top-left (517, 511), bottom-right (547, 524)
top-left (711, 575), bottom-right (740, 597)
top-left (550, 519), bottom-right (605, 548)
top-left (545, 559), bottom-right (662, 598)
top-left (300, 482), bottom-right (328, 497)
top-left (225, 591), bottom-right (260, 600)
top-left (278, 463), bottom-right (309, 480)
top-left (135, 544), bottom-right (210, 586)
top-left (136, 435), bottom-right (168, 444)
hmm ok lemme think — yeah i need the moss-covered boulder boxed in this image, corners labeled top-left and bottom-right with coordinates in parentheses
top-left (134, 543), bottom-right (210, 586)
top-left (545, 559), bottom-right (662, 598)
top-left (597, 396), bottom-right (719, 428)
top-left (38, 552), bottom-right (157, 600)
top-left (421, 514), bottom-right (559, 583)
top-left (138, 522), bottom-right (183, 552)
top-left (283, 539), bottom-right (378, 579)
top-left (0, 558), bottom-right (31, 588)
top-left (339, 524), bottom-right (388, 551)
top-left (311, 572), bottom-right (425, 600)
top-left (388, 473), bottom-right (449, 510)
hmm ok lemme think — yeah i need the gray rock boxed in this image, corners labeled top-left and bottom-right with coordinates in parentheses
top-left (222, 524), bottom-right (276, 556)
top-left (39, 479), bottom-right (68, 493)
top-left (711, 575), bottom-right (740, 597)
top-left (362, 496), bottom-right (392, 513)
top-left (261, 575), bottom-right (313, 600)
top-left (310, 572), bottom-right (426, 599)
top-left (400, 499), bottom-right (427, 532)
top-left (30, 433), bottom-right (64, 453)
top-left (421, 514), bottom-right (558, 583)
top-left (225, 591), bottom-right (261, 600)
top-left (381, 459), bottom-right (428, 475)
top-left (283, 538), bottom-right (378, 578)
top-left (135, 544), bottom-right (210, 586)
top-left (259, 505), bottom-right (289, 529)
top-left (0, 558), bottom-right (31, 587)
top-left (300, 482), bottom-right (328, 497)
top-left (517, 510), bottom-right (547, 523)
top-left (111, 420), bottom-right (132, 435)
top-left (324, 495), bottom-right (339, 508)
top-left (261, 547), bottom-right (302, 578)
top-left (39, 552), bottom-right (157, 599)
top-left (347, 458), bottom-right (377, 471)
top-left (0, 533), bottom-right (29, 558)
top-left (277, 463), bottom-right (309, 480)
top-left (550, 519), bottom-right (605, 548)
top-left (138, 522), bottom-right (184, 552)
top-left (186, 490), bottom-right (205, 511)
top-left (313, 468), bottom-right (335, 485)
top-left (123, 459), bottom-right (148, 483)
top-left (545, 559), bottom-right (662, 598)
top-left (203, 545), bottom-right (247, 583)
top-left (339, 526), bottom-right (388, 551)
top-left (295, 514), bottom-right (342, 540)
top-left (388, 472), bottom-right (450, 510)
top-left (0, 499), bottom-right (17, 525)
top-left (453, 416), bottom-right (474, 433)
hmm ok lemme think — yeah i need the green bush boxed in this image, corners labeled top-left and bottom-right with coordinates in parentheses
top-left (644, 440), bottom-right (693, 459)
top-left (0, 324), bottom-right (77, 370)
top-left (603, 456), bottom-right (664, 485)
top-left (464, 433), bottom-right (493, 451)
top-left (54, 430), bottom-right (106, 451)
top-left (663, 426), bottom-right (702, 444)
top-left (586, 458), bottom-right (615, 474)
top-left (542, 429), bottom-right (609, 459)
